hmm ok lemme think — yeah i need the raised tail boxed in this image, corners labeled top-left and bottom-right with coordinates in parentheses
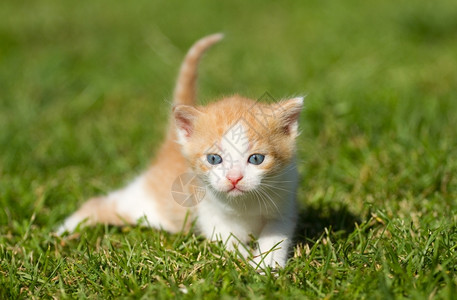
top-left (173, 33), bottom-right (224, 106)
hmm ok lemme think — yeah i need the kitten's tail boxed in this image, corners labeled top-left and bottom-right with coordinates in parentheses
top-left (173, 33), bottom-right (224, 106)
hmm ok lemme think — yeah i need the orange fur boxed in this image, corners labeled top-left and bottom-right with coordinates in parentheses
top-left (143, 140), bottom-right (191, 232)
top-left (175, 95), bottom-right (302, 175)
top-left (58, 34), bottom-right (225, 234)
top-left (58, 34), bottom-right (302, 270)
top-left (72, 197), bottom-right (133, 226)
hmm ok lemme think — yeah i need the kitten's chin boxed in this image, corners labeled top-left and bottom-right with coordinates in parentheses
top-left (226, 187), bottom-right (245, 197)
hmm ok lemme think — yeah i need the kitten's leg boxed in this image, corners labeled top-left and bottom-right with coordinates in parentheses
top-left (214, 230), bottom-right (251, 259)
top-left (196, 210), bottom-right (251, 258)
top-left (57, 175), bottom-right (162, 234)
top-left (251, 218), bottom-right (296, 269)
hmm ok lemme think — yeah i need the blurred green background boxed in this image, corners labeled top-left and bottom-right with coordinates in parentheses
top-left (1, 0), bottom-right (457, 298)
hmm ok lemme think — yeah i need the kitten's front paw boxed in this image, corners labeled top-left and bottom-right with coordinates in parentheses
top-left (223, 240), bottom-right (251, 261)
top-left (249, 248), bottom-right (285, 270)
top-left (55, 225), bottom-right (68, 236)
top-left (55, 214), bottom-right (87, 236)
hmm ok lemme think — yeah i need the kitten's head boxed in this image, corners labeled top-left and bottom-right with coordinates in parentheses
top-left (173, 96), bottom-right (303, 197)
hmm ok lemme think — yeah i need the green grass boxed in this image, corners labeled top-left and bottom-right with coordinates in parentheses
top-left (1, 0), bottom-right (457, 298)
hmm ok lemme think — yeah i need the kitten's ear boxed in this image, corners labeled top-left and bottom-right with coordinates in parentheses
top-left (173, 104), bottom-right (201, 144)
top-left (275, 97), bottom-right (304, 137)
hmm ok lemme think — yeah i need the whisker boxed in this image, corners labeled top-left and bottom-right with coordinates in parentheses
top-left (257, 187), bottom-right (282, 218)
top-left (270, 165), bottom-right (295, 174)
top-left (255, 190), bottom-right (264, 215)
top-left (262, 180), bottom-right (295, 184)
top-left (257, 189), bottom-right (269, 215)
top-left (260, 183), bottom-right (294, 194)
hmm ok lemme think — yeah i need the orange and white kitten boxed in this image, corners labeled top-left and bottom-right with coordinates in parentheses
top-left (58, 34), bottom-right (303, 269)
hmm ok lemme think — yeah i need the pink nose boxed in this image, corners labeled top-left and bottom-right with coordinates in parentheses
top-left (227, 174), bottom-right (243, 186)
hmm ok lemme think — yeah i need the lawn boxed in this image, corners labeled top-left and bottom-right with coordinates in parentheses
top-left (1, 0), bottom-right (457, 298)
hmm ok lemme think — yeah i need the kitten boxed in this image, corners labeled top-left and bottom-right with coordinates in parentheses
top-left (58, 33), bottom-right (303, 269)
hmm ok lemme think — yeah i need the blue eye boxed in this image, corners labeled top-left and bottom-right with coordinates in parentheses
top-left (248, 154), bottom-right (265, 165)
top-left (207, 154), bottom-right (223, 165)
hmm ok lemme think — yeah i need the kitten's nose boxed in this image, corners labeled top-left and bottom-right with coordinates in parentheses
top-left (226, 174), bottom-right (243, 186)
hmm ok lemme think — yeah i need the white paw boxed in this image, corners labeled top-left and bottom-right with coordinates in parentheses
top-left (249, 248), bottom-right (286, 270)
top-left (55, 215), bottom-right (87, 236)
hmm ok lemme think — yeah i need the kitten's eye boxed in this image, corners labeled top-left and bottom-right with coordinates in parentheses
top-left (207, 154), bottom-right (223, 165)
top-left (248, 154), bottom-right (265, 165)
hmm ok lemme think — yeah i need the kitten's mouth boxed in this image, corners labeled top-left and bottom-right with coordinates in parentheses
top-left (227, 186), bottom-right (245, 196)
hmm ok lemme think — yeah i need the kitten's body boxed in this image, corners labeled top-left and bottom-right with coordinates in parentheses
top-left (58, 34), bottom-right (303, 268)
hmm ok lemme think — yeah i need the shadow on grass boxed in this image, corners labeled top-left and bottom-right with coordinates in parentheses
top-left (293, 204), bottom-right (362, 245)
